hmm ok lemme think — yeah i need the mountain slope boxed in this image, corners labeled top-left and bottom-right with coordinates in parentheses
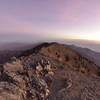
top-left (0, 42), bottom-right (100, 100)
top-left (38, 43), bottom-right (99, 76)
top-left (68, 45), bottom-right (100, 66)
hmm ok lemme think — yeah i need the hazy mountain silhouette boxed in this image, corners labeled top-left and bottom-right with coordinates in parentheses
top-left (0, 42), bottom-right (41, 50)
top-left (68, 45), bottom-right (100, 66)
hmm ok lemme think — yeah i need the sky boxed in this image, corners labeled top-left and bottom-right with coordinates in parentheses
top-left (0, 0), bottom-right (100, 51)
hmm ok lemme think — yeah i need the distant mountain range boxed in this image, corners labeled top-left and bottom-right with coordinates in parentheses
top-left (0, 42), bottom-right (41, 50)
top-left (67, 45), bottom-right (100, 67)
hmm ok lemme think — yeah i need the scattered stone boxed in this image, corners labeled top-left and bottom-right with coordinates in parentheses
top-left (36, 63), bottom-right (43, 72)
top-left (44, 64), bottom-right (51, 71)
top-left (48, 71), bottom-right (54, 76)
top-left (66, 79), bottom-right (73, 89)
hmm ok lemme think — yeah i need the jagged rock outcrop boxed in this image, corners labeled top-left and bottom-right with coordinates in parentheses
top-left (0, 53), bottom-right (58, 100)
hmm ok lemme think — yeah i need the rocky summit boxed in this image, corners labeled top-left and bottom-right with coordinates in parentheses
top-left (0, 42), bottom-right (100, 100)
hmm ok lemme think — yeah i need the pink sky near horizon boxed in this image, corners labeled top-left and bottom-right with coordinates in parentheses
top-left (0, 0), bottom-right (100, 42)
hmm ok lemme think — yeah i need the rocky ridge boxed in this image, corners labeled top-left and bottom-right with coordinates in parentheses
top-left (0, 42), bottom-right (100, 100)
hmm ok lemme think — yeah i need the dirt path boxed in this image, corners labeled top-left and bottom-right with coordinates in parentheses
top-left (48, 67), bottom-right (67, 100)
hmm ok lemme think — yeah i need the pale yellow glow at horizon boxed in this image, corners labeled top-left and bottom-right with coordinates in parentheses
top-left (61, 31), bottom-right (100, 43)
top-left (78, 33), bottom-right (100, 41)
top-left (59, 31), bottom-right (100, 42)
